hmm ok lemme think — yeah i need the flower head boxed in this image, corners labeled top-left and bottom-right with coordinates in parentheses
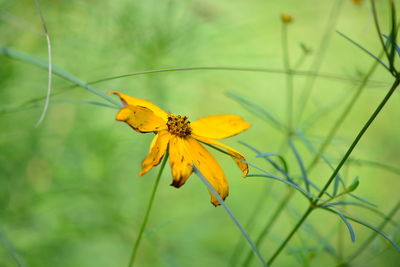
top-left (111, 91), bottom-right (251, 206)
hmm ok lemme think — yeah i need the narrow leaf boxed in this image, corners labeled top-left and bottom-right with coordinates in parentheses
top-left (288, 139), bottom-right (310, 192)
top-left (322, 201), bottom-right (397, 227)
top-left (295, 131), bottom-right (346, 194)
top-left (248, 174), bottom-right (319, 201)
top-left (322, 207), bottom-right (355, 242)
top-left (256, 152), bottom-right (289, 177)
top-left (349, 193), bottom-right (378, 208)
top-left (323, 207), bottom-right (400, 251)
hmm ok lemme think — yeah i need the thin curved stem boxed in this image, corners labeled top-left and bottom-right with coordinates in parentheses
top-left (241, 189), bottom-right (294, 267)
top-left (127, 154), bottom-right (168, 267)
top-left (34, 0), bottom-right (53, 127)
top-left (267, 77), bottom-right (400, 265)
top-left (85, 66), bottom-right (382, 86)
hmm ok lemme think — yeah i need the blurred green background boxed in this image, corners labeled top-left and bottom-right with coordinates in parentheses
top-left (1, 0), bottom-right (400, 266)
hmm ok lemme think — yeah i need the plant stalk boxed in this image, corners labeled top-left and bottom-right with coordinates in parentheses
top-left (128, 154), bottom-right (168, 267)
top-left (267, 77), bottom-right (400, 265)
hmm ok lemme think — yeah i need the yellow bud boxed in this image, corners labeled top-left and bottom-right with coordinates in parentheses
top-left (281, 13), bottom-right (293, 24)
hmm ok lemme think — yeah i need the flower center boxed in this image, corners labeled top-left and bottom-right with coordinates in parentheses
top-left (167, 114), bottom-right (192, 137)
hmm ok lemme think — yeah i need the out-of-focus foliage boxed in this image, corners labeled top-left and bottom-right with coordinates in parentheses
top-left (0, 0), bottom-right (399, 266)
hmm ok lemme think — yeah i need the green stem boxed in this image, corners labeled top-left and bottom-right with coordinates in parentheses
top-left (316, 80), bottom-right (400, 199)
top-left (370, 0), bottom-right (393, 74)
top-left (337, 164), bottom-right (349, 264)
top-left (228, 140), bottom-right (287, 267)
top-left (267, 77), bottom-right (400, 265)
top-left (295, 0), bottom-right (344, 124)
top-left (247, 52), bottom-right (381, 264)
top-left (282, 22), bottom-right (294, 131)
top-left (267, 206), bottom-right (314, 265)
top-left (229, 184), bottom-right (275, 266)
top-left (305, 51), bottom-right (382, 172)
top-left (241, 189), bottom-right (294, 267)
top-left (127, 154), bottom-right (168, 267)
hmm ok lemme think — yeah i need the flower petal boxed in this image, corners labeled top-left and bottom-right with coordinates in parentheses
top-left (185, 137), bottom-right (229, 206)
top-left (191, 114), bottom-right (251, 139)
top-left (168, 135), bottom-right (193, 188)
top-left (139, 131), bottom-right (171, 176)
top-left (116, 105), bottom-right (166, 133)
top-left (193, 135), bottom-right (248, 177)
top-left (111, 91), bottom-right (168, 120)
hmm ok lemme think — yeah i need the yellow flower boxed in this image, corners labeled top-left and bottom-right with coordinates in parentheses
top-left (111, 91), bottom-right (251, 206)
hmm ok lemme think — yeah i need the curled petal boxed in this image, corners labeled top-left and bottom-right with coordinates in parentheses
top-left (186, 137), bottom-right (228, 206)
top-left (116, 105), bottom-right (166, 133)
top-left (193, 135), bottom-right (248, 177)
top-left (169, 136), bottom-right (193, 188)
top-left (191, 114), bottom-right (251, 139)
top-left (139, 131), bottom-right (171, 176)
top-left (111, 91), bottom-right (168, 120)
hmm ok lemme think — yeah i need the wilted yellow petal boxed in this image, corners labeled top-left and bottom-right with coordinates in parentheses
top-left (116, 105), bottom-right (166, 133)
top-left (186, 137), bottom-right (228, 206)
top-left (111, 91), bottom-right (168, 120)
top-left (139, 131), bottom-right (171, 176)
top-left (191, 114), bottom-right (251, 139)
top-left (169, 135), bottom-right (193, 187)
top-left (193, 135), bottom-right (248, 177)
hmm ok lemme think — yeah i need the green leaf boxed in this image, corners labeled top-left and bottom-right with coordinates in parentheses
top-left (239, 141), bottom-right (290, 178)
top-left (248, 174), bottom-right (320, 201)
top-left (347, 177), bottom-right (360, 192)
top-left (323, 207), bottom-right (400, 251)
top-left (295, 131), bottom-right (345, 195)
top-left (322, 207), bottom-right (356, 242)
top-left (322, 201), bottom-right (397, 227)
top-left (288, 139), bottom-right (310, 193)
top-left (256, 153), bottom-right (290, 177)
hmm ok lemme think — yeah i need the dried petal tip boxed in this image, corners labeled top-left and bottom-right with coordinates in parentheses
top-left (281, 13), bottom-right (293, 23)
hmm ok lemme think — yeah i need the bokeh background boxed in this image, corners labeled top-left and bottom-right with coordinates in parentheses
top-left (1, 0), bottom-right (399, 266)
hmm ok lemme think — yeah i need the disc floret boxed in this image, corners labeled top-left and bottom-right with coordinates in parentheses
top-left (167, 114), bottom-right (192, 137)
